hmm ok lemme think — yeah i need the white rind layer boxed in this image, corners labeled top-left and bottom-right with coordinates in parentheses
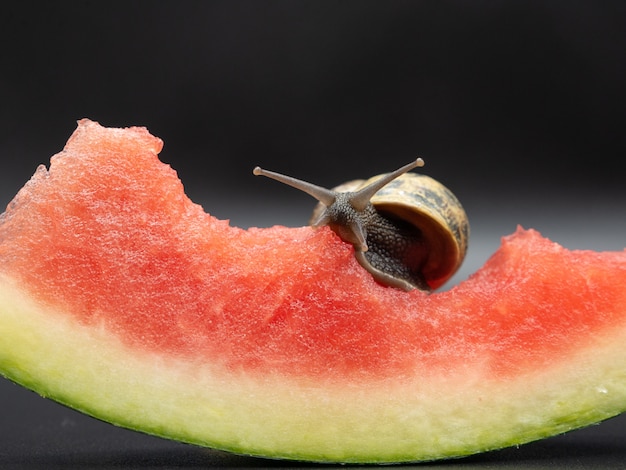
top-left (1, 272), bottom-right (626, 464)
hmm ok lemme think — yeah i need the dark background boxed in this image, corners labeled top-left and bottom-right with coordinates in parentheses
top-left (1, 1), bottom-right (626, 468)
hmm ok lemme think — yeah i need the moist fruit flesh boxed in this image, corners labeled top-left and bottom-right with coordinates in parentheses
top-left (0, 119), bottom-right (625, 463)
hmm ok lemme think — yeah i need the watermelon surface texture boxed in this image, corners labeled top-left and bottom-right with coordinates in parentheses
top-left (1, 119), bottom-right (626, 464)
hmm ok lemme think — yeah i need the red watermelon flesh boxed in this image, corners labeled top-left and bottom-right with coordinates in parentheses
top-left (0, 119), bottom-right (625, 463)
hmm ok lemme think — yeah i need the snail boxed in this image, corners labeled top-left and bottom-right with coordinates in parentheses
top-left (253, 158), bottom-right (469, 292)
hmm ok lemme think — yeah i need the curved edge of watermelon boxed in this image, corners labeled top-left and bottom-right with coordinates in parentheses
top-left (2, 242), bottom-right (626, 464)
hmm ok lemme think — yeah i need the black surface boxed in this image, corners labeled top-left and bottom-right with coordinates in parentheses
top-left (2, 1), bottom-right (626, 468)
top-left (2, 1), bottom-right (625, 220)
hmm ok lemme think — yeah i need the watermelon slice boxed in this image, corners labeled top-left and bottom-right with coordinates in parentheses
top-left (1, 119), bottom-right (625, 464)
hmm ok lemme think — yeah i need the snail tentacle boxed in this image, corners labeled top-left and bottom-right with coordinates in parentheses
top-left (253, 166), bottom-right (336, 207)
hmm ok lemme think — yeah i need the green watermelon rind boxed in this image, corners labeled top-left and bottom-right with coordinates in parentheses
top-left (2, 273), bottom-right (626, 464)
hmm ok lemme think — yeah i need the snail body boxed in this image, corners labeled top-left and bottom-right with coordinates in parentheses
top-left (253, 159), bottom-right (469, 291)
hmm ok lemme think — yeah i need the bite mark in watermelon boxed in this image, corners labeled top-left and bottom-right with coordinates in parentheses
top-left (1, 119), bottom-right (626, 463)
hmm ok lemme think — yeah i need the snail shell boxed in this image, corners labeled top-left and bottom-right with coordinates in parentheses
top-left (311, 172), bottom-right (469, 291)
top-left (253, 159), bottom-right (469, 292)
